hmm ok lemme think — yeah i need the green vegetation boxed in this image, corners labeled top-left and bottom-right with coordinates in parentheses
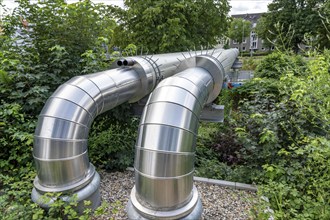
top-left (228, 18), bottom-right (251, 50)
top-left (256, 0), bottom-right (330, 51)
top-left (1, 0), bottom-right (329, 219)
top-left (0, 0), bottom-right (134, 218)
top-left (195, 51), bottom-right (330, 219)
top-left (114, 0), bottom-right (231, 53)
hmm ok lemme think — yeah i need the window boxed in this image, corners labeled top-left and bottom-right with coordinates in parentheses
top-left (233, 40), bottom-right (238, 44)
top-left (242, 39), bottom-right (247, 44)
top-left (242, 47), bottom-right (246, 51)
top-left (250, 32), bottom-right (258, 41)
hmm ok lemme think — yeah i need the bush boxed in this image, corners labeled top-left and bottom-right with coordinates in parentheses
top-left (196, 51), bottom-right (329, 218)
top-left (88, 114), bottom-right (139, 171)
top-left (0, 169), bottom-right (108, 219)
top-left (0, 103), bottom-right (35, 175)
top-left (255, 52), bottom-right (307, 79)
top-left (0, 1), bottom-right (137, 218)
top-left (217, 51), bottom-right (329, 218)
top-left (241, 56), bottom-right (263, 70)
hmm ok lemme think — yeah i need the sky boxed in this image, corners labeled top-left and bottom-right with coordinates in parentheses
top-left (229, 0), bottom-right (271, 15)
top-left (2, 0), bottom-right (271, 15)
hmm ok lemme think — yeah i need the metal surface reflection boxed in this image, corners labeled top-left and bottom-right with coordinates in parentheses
top-left (128, 50), bottom-right (239, 219)
top-left (31, 48), bottom-right (239, 216)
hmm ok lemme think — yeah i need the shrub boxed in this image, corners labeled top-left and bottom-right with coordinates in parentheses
top-left (88, 114), bottom-right (139, 171)
top-left (241, 56), bottom-right (263, 70)
top-left (229, 51), bottom-right (329, 218)
top-left (0, 102), bottom-right (35, 175)
top-left (0, 169), bottom-right (108, 219)
top-left (254, 52), bottom-right (307, 79)
top-left (0, 1), bottom-right (137, 218)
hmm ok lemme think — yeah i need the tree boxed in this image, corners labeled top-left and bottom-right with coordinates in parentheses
top-left (318, 0), bottom-right (330, 48)
top-left (258, 0), bottom-right (327, 52)
top-left (0, 0), bottom-right (120, 115)
top-left (228, 18), bottom-right (251, 51)
top-left (3, 0), bottom-right (117, 69)
top-left (255, 16), bottom-right (274, 49)
top-left (114, 0), bottom-right (231, 53)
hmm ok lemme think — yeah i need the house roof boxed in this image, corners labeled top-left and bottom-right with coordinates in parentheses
top-left (231, 13), bottom-right (264, 23)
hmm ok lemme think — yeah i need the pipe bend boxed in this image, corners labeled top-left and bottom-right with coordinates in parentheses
top-left (130, 53), bottom-right (239, 217)
top-left (134, 66), bottom-right (213, 210)
top-left (33, 68), bottom-right (141, 192)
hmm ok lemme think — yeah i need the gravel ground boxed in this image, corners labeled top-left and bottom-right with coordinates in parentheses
top-left (94, 170), bottom-right (256, 219)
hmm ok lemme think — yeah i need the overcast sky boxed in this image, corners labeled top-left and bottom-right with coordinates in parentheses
top-left (2, 0), bottom-right (271, 15)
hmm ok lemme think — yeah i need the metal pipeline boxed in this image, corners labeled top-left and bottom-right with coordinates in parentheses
top-left (31, 48), bottom-right (238, 214)
top-left (127, 49), bottom-right (239, 219)
top-left (32, 67), bottom-right (144, 210)
top-left (31, 50), bottom-right (212, 209)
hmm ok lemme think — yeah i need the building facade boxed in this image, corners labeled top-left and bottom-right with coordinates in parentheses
top-left (229, 13), bottom-right (273, 53)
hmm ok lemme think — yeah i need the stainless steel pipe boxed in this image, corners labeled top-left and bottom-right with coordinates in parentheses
top-left (31, 48), bottom-right (238, 215)
top-left (32, 67), bottom-right (144, 210)
top-left (31, 50), bottom-right (213, 210)
top-left (127, 49), bottom-right (239, 219)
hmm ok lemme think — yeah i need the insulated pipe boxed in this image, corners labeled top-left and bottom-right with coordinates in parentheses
top-left (32, 68), bottom-right (144, 210)
top-left (123, 58), bottom-right (136, 66)
top-left (31, 48), bottom-right (237, 213)
top-left (33, 68), bottom-right (142, 189)
top-left (127, 49), bottom-right (239, 219)
top-left (32, 49), bottom-right (217, 209)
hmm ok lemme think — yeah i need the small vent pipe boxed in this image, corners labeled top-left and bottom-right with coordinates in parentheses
top-left (127, 49), bottom-right (239, 219)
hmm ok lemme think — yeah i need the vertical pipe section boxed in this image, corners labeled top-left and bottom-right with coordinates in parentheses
top-left (127, 51), bottom-right (239, 219)
top-left (134, 68), bottom-right (212, 218)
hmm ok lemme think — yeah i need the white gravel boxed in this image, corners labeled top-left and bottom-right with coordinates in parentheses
top-left (94, 170), bottom-right (256, 219)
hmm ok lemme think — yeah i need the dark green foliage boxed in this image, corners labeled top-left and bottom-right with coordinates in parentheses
top-left (88, 115), bottom-right (139, 171)
top-left (0, 168), bottom-right (107, 219)
top-left (254, 52), bottom-right (307, 79)
top-left (318, 0), bottom-right (330, 49)
top-left (240, 51), bottom-right (270, 57)
top-left (257, 0), bottom-right (328, 51)
top-left (205, 51), bottom-right (330, 219)
top-left (0, 103), bottom-right (35, 175)
top-left (3, 0), bottom-right (117, 67)
top-left (115, 0), bottom-right (230, 53)
top-left (0, 44), bottom-right (69, 114)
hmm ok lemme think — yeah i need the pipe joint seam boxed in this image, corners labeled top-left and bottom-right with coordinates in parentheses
top-left (125, 57), bottom-right (159, 103)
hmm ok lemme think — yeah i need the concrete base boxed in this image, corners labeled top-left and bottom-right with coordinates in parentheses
top-left (127, 186), bottom-right (203, 220)
top-left (31, 171), bottom-right (101, 214)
